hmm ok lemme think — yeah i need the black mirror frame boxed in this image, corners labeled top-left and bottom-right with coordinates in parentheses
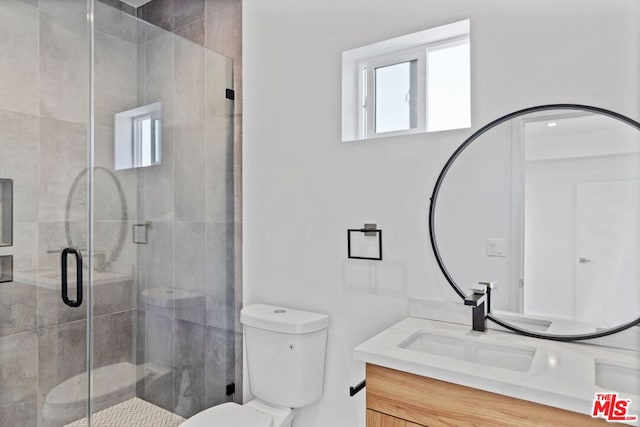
top-left (428, 104), bottom-right (640, 342)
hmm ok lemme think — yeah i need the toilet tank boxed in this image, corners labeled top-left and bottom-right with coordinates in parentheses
top-left (241, 304), bottom-right (330, 408)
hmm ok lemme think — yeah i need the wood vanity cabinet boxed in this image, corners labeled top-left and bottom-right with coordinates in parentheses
top-left (365, 364), bottom-right (608, 427)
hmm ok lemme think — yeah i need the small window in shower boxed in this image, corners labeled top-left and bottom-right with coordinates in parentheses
top-left (133, 114), bottom-right (161, 168)
top-left (114, 102), bottom-right (162, 170)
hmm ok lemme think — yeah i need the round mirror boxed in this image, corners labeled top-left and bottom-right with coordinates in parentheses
top-left (65, 167), bottom-right (128, 269)
top-left (429, 104), bottom-right (640, 340)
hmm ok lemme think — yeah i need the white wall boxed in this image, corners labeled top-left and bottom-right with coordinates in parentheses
top-left (243, 1), bottom-right (640, 426)
top-left (435, 122), bottom-right (516, 311)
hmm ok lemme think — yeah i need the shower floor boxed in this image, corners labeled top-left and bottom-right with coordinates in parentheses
top-left (65, 398), bottom-right (185, 427)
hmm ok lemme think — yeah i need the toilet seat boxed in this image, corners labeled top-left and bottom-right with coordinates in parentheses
top-left (180, 402), bottom-right (273, 427)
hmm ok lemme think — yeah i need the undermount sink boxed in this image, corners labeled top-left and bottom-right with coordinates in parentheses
top-left (595, 360), bottom-right (640, 396)
top-left (399, 331), bottom-right (537, 372)
top-left (496, 315), bottom-right (551, 332)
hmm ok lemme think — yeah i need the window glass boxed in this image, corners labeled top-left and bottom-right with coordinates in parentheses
top-left (375, 61), bottom-right (415, 133)
top-left (427, 40), bottom-right (471, 132)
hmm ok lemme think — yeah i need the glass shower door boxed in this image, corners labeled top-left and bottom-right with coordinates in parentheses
top-left (0, 0), bottom-right (91, 426)
top-left (89, 3), bottom-right (236, 424)
top-left (2, 1), bottom-right (237, 425)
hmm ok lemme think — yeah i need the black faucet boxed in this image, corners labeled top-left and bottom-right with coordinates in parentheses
top-left (464, 282), bottom-right (496, 332)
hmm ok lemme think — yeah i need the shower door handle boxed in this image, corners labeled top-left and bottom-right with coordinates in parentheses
top-left (61, 247), bottom-right (83, 308)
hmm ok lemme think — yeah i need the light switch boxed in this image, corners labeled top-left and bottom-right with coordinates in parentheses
top-left (487, 238), bottom-right (507, 257)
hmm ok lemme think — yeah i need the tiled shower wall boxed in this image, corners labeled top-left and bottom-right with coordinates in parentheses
top-left (131, 0), bottom-right (243, 418)
top-left (0, 0), bottom-right (240, 425)
top-left (130, 0), bottom-right (242, 417)
top-left (133, 15), bottom-right (237, 419)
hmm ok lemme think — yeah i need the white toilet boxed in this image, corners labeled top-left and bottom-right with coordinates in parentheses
top-left (181, 304), bottom-right (330, 427)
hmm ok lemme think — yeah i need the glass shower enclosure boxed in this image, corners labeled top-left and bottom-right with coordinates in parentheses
top-left (0, 1), bottom-right (237, 425)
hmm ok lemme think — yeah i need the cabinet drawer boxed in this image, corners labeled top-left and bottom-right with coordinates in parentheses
top-left (366, 364), bottom-right (606, 427)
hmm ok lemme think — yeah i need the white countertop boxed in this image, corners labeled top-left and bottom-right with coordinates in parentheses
top-left (354, 317), bottom-right (640, 425)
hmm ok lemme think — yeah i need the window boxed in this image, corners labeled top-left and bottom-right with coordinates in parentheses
top-left (342, 20), bottom-right (471, 141)
top-left (359, 52), bottom-right (423, 139)
top-left (133, 114), bottom-right (161, 168)
top-left (114, 102), bottom-right (162, 171)
top-left (426, 39), bottom-right (471, 132)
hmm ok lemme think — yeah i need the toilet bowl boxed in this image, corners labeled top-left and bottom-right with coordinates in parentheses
top-left (181, 400), bottom-right (295, 427)
top-left (180, 304), bottom-right (330, 427)
top-left (42, 362), bottom-right (170, 425)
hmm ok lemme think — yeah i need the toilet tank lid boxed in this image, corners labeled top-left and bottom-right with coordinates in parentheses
top-left (241, 304), bottom-right (330, 334)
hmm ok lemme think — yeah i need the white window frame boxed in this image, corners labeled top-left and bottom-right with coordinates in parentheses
top-left (358, 48), bottom-right (426, 139)
top-left (341, 19), bottom-right (471, 142)
top-left (357, 36), bottom-right (469, 140)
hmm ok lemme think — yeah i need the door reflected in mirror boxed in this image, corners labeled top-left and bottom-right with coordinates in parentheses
top-left (431, 106), bottom-right (640, 337)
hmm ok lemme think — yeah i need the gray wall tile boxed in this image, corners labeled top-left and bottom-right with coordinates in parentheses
top-left (94, 280), bottom-right (135, 316)
top-left (174, 122), bottom-right (205, 222)
top-left (94, 126), bottom-right (138, 223)
top-left (0, 332), bottom-right (38, 427)
top-left (11, 220), bottom-right (39, 275)
top-left (233, 329), bottom-right (242, 403)
top-left (205, 222), bottom-right (233, 330)
top-left (205, 51), bottom-right (234, 119)
top-left (0, 1), bottom-right (39, 115)
top-left (204, 3), bottom-right (240, 64)
top-left (175, 19), bottom-right (205, 46)
top-left (174, 36), bottom-right (206, 124)
top-left (139, 270), bottom-right (176, 316)
top-left (93, 311), bottom-right (135, 368)
top-left (0, 109), bottom-right (39, 223)
top-left (37, 283), bottom-right (87, 329)
top-left (38, 118), bottom-right (87, 223)
top-left (95, 31), bottom-right (139, 127)
top-left (146, 221), bottom-right (174, 267)
top-left (204, 0), bottom-right (238, 18)
top-left (174, 297), bottom-right (206, 325)
top-left (0, 282), bottom-right (37, 338)
top-left (98, 0), bottom-right (137, 17)
top-left (205, 117), bottom-right (234, 223)
top-left (137, 311), bottom-right (175, 411)
top-left (141, 311), bottom-right (174, 368)
top-left (143, 131), bottom-right (175, 222)
top-left (136, 41), bottom-right (147, 108)
top-left (1, 398), bottom-right (37, 427)
top-left (93, 221), bottom-right (137, 267)
top-left (37, 320), bottom-right (87, 427)
top-left (173, 319), bottom-right (205, 418)
top-left (174, 0), bottom-right (204, 30)
top-left (138, 0), bottom-right (174, 32)
top-left (37, 221), bottom-right (86, 271)
top-left (175, 222), bottom-right (205, 294)
top-left (205, 326), bottom-right (234, 407)
top-left (39, 13), bottom-right (89, 124)
top-left (17, 0), bottom-right (38, 7)
top-left (96, 1), bottom-right (138, 43)
top-left (39, 0), bottom-right (87, 26)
